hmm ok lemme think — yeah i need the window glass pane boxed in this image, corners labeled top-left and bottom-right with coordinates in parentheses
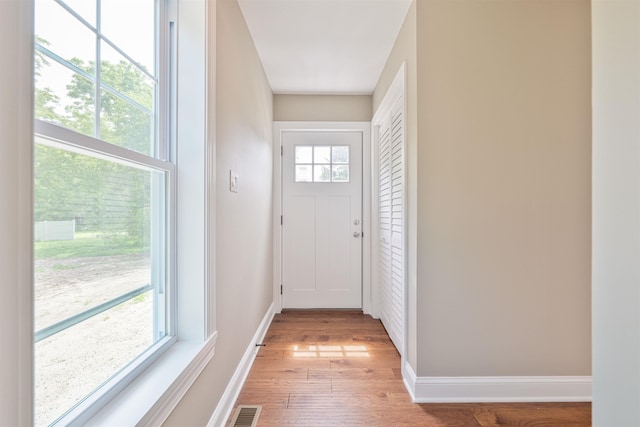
top-left (100, 90), bottom-right (154, 155)
top-left (295, 165), bottom-right (312, 182)
top-left (314, 146), bottom-right (331, 164)
top-left (332, 146), bottom-right (349, 164)
top-left (35, 58), bottom-right (95, 137)
top-left (34, 142), bottom-right (165, 426)
top-left (332, 165), bottom-right (350, 182)
top-left (295, 146), bottom-right (312, 164)
top-left (101, 0), bottom-right (155, 74)
top-left (59, 0), bottom-right (96, 27)
top-left (314, 165), bottom-right (331, 182)
top-left (35, 0), bottom-right (95, 73)
top-left (35, 298), bottom-right (153, 426)
top-left (101, 41), bottom-right (155, 111)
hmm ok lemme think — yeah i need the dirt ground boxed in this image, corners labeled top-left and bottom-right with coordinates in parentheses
top-left (34, 254), bottom-right (155, 426)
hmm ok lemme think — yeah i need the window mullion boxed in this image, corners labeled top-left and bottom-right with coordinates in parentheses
top-left (34, 45), bottom-right (96, 83)
top-left (34, 285), bottom-right (153, 343)
top-left (55, 0), bottom-right (98, 33)
top-left (95, 0), bottom-right (102, 140)
top-left (100, 82), bottom-right (153, 116)
top-left (100, 35), bottom-right (157, 83)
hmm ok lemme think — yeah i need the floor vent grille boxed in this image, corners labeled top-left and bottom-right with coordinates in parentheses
top-left (230, 405), bottom-right (262, 427)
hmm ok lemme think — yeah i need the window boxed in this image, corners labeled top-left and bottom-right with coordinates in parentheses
top-left (33, 0), bottom-right (173, 425)
top-left (295, 145), bottom-right (350, 183)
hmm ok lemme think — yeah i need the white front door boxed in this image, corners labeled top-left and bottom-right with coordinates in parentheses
top-left (281, 130), bottom-right (363, 308)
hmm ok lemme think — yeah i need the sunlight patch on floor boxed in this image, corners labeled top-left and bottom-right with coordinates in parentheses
top-left (292, 345), bottom-right (370, 358)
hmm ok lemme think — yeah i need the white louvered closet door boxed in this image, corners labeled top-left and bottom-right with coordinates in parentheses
top-left (378, 96), bottom-right (404, 352)
top-left (378, 114), bottom-right (393, 341)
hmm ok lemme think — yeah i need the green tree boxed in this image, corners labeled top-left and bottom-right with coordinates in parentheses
top-left (34, 37), bottom-right (61, 122)
top-left (34, 49), bottom-right (154, 250)
top-left (65, 59), bottom-right (153, 154)
top-left (64, 58), bottom-right (95, 136)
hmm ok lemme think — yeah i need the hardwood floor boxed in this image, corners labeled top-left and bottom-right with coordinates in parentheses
top-left (229, 310), bottom-right (591, 426)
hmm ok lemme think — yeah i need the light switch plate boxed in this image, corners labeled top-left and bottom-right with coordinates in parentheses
top-left (229, 170), bottom-right (239, 193)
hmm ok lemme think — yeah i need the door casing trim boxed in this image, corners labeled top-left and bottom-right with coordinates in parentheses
top-left (273, 121), bottom-right (372, 314)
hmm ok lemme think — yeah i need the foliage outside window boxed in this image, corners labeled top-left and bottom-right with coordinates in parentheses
top-left (33, 0), bottom-right (171, 425)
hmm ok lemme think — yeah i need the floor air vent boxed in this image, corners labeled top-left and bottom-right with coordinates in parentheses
top-left (230, 405), bottom-right (262, 427)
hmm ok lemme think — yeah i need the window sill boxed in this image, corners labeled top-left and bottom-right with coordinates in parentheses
top-left (82, 333), bottom-right (217, 427)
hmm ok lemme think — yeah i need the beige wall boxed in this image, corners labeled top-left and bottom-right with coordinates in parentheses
top-left (0, 1), bottom-right (33, 425)
top-left (415, 0), bottom-right (591, 376)
top-left (274, 94), bottom-right (372, 121)
top-left (372, 0), bottom-right (418, 371)
top-left (164, 0), bottom-right (274, 424)
top-left (592, 0), bottom-right (640, 424)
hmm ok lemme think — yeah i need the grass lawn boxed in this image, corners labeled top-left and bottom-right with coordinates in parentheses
top-left (35, 232), bottom-right (148, 260)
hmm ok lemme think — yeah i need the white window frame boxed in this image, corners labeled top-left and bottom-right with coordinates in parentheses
top-left (33, 0), bottom-right (174, 421)
top-left (30, 0), bottom-right (217, 425)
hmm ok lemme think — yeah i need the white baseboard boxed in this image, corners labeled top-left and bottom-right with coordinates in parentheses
top-left (207, 303), bottom-right (275, 427)
top-left (403, 362), bottom-right (592, 403)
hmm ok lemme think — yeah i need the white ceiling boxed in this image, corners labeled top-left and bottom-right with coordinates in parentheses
top-left (237, 0), bottom-right (412, 95)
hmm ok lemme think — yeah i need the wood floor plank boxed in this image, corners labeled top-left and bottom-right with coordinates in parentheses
top-left (234, 391), bottom-right (290, 408)
top-left (352, 334), bottom-right (395, 344)
top-left (241, 378), bottom-right (332, 394)
top-left (263, 334), bottom-right (354, 345)
top-left (255, 348), bottom-right (286, 359)
top-left (228, 311), bottom-right (591, 426)
top-left (349, 330), bottom-right (390, 338)
top-left (283, 348), bottom-right (395, 359)
top-left (255, 408), bottom-right (384, 426)
top-left (287, 392), bottom-right (390, 409)
top-left (331, 378), bottom-right (408, 394)
top-left (250, 358), bottom-right (331, 370)
top-left (472, 403), bottom-right (592, 426)
top-left (308, 367), bottom-right (396, 380)
top-left (329, 356), bottom-right (400, 369)
top-left (245, 367), bottom-right (308, 381)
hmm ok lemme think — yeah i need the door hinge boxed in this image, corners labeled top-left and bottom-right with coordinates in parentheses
top-left (280, 146), bottom-right (283, 156)
top-left (281, 215), bottom-right (283, 225)
top-left (280, 284), bottom-right (283, 295)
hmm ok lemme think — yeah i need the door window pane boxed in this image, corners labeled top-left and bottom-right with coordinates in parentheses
top-left (314, 146), bottom-right (331, 164)
top-left (332, 146), bottom-right (349, 163)
top-left (314, 165), bottom-right (331, 182)
top-left (295, 146), bottom-right (312, 164)
top-left (332, 165), bottom-right (350, 182)
top-left (295, 165), bottom-right (312, 182)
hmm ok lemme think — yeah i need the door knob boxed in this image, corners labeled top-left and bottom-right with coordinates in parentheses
top-left (353, 232), bottom-right (361, 238)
